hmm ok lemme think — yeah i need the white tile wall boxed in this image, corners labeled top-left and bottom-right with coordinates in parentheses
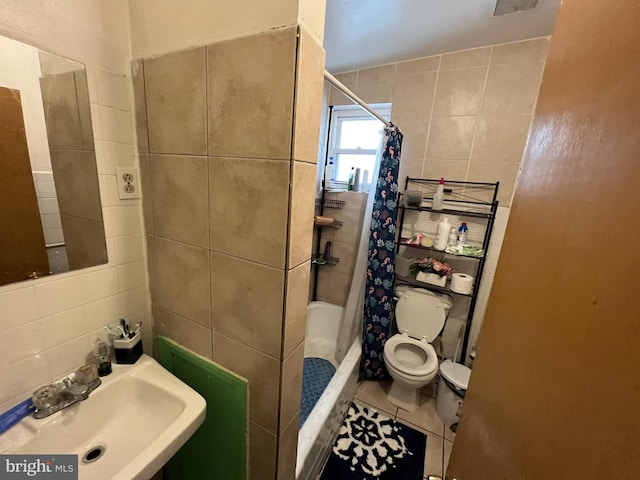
top-left (97, 105), bottom-right (135, 145)
top-left (113, 234), bottom-right (145, 264)
top-left (466, 205), bottom-right (511, 354)
top-left (95, 141), bottom-right (137, 175)
top-left (96, 70), bottom-right (132, 112)
top-left (103, 206), bottom-right (144, 237)
top-left (0, 61), bottom-right (151, 413)
top-left (36, 198), bottom-right (59, 215)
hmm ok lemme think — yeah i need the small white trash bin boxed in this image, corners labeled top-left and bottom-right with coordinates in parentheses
top-left (436, 360), bottom-right (472, 430)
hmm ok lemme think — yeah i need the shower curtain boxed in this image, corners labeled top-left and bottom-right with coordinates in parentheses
top-left (360, 125), bottom-right (403, 380)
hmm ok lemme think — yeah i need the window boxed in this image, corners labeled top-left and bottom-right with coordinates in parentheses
top-left (328, 105), bottom-right (391, 184)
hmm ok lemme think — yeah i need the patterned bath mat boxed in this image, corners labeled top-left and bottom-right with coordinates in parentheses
top-left (300, 357), bottom-right (337, 428)
top-left (320, 402), bottom-right (426, 480)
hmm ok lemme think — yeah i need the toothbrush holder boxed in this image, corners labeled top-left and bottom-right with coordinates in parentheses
top-left (113, 331), bottom-right (143, 364)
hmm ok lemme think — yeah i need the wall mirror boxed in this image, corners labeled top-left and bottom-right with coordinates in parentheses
top-left (0, 35), bottom-right (106, 286)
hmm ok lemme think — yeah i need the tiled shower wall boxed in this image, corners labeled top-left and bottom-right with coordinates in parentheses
top-left (315, 191), bottom-right (368, 307)
top-left (327, 37), bottom-right (549, 353)
top-left (133, 26), bottom-right (324, 479)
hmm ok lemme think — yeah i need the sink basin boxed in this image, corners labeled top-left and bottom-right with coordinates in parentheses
top-left (0, 354), bottom-right (206, 480)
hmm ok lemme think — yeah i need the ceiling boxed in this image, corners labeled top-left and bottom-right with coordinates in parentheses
top-left (324, 0), bottom-right (560, 72)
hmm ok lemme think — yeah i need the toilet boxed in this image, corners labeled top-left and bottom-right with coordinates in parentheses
top-left (383, 287), bottom-right (451, 411)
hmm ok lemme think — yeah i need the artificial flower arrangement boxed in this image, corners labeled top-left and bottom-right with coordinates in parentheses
top-left (409, 257), bottom-right (452, 287)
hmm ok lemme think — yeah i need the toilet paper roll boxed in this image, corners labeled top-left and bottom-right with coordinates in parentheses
top-left (450, 273), bottom-right (474, 294)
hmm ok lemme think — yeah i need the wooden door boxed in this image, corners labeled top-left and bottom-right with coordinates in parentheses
top-left (448, 1), bottom-right (640, 478)
top-left (0, 86), bottom-right (49, 284)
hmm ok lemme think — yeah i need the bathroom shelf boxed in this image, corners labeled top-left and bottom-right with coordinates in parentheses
top-left (399, 204), bottom-right (493, 219)
top-left (325, 180), bottom-right (349, 191)
top-left (397, 239), bottom-right (484, 260)
top-left (395, 177), bottom-right (499, 364)
top-left (394, 274), bottom-right (473, 298)
top-left (313, 218), bottom-right (343, 230)
top-left (311, 254), bottom-right (340, 266)
top-left (324, 180), bottom-right (372, 193)
top-left (317, 198), bottom-right (346, 209)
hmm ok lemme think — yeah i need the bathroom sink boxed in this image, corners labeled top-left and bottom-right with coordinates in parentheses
top-left (0, 355), bottom-right (206, 480)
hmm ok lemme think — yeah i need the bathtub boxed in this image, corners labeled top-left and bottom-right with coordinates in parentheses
top-left (296, 301), bottom-right (361, 480)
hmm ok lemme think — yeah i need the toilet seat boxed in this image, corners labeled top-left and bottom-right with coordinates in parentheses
top-left (384, 335), bottom-right (438, 377)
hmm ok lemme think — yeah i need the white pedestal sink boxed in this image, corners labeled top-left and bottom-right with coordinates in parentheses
top-left (0, 355), bottom-right (206, 480)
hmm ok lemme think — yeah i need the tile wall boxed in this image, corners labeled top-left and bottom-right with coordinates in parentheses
top-left (134, 26), bottom-right (324, 479)
top-left (315, 191), bottom-right (368, 307)
top-left (32, 172), bottom-right (63, 246)
top-left (327, 37), bottom-right (549, 353)
top-left (40, 69), bottom-right (107, 271)
top-left (32, 171), bottom-right (70, 274)
top-left (330, 37), bottom-right (549, 206)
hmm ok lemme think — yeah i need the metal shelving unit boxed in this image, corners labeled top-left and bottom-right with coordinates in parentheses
top-left (395, 177), bottom-right (500, 363)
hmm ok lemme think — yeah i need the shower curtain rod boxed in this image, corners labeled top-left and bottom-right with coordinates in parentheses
top-left (324, 70), bottom-right (392, 127)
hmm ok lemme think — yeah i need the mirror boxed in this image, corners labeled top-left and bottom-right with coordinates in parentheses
top-left (0, 35), bottom-right (106, 286)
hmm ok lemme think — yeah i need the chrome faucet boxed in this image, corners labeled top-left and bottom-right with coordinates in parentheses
top-left (32, 366), bottom-right (101, 419)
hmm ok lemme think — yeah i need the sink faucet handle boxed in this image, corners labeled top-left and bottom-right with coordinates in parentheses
top-left (67, 384), bottom-right (90, 401)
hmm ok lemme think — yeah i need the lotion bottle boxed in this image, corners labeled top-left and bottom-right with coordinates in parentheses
top-left (434, 217), bottom-right (451, 251)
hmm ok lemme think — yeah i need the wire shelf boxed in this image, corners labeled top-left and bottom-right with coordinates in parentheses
top-left (402, 177), bottom-right (499, 216)
top-left (311, 254), bottom-right (340, 266)
top-left (318, 198), bottom-right (346, 209)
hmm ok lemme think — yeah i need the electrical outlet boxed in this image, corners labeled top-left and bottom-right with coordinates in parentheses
top-left (115, 167), bottom-right (141, 200)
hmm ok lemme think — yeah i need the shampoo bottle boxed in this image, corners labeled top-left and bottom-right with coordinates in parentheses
top-left (324, 157), bottom-right (335, 189)
top-left (354, 168), bottom-right (362, 192)
top-left (434, 217), bottom-right (451, 251)
top-left (457, 222), bottom-right (468, 246)
top-left (432, 177), bottom-right (445, 210)
top-left (348, 167), bottom-right (355, 191)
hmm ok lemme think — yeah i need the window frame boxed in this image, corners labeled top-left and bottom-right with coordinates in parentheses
top-left (328, 104), bottom-right (392, 181)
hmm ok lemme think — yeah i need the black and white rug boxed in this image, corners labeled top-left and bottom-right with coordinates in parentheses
top-left (320, 402), bottom-right (427, 480)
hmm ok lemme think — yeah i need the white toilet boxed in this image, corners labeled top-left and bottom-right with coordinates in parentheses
top-left (383, 288), bottom-right (451, 411)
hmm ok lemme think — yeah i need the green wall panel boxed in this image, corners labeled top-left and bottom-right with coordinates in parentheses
top-left (157, 336), bottom-right (248, 480)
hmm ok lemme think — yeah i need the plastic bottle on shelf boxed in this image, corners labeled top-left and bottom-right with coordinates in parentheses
top-left (432, 177), bottom-right (445, 210)
top-left (457, 222), bottom-right (468, 247)
top-left (354, 168), bottom-right (361, 192)
top-left (348, 167), bottom-right (355, 191)
top-left (324, 157), bottom-right (335, 189)
top-left (434, 217), bottom-right (451, 251)
top-left (448, 227), bottom-right (457, 247)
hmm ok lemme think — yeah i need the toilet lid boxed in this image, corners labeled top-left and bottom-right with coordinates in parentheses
top-left (439, 360), bottom-right (472, 390)
top-left (395, 289), bottom-right (446, 342)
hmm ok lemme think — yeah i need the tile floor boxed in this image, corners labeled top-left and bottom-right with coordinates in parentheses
top-left (352, 379), bottom-right (454, 479)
